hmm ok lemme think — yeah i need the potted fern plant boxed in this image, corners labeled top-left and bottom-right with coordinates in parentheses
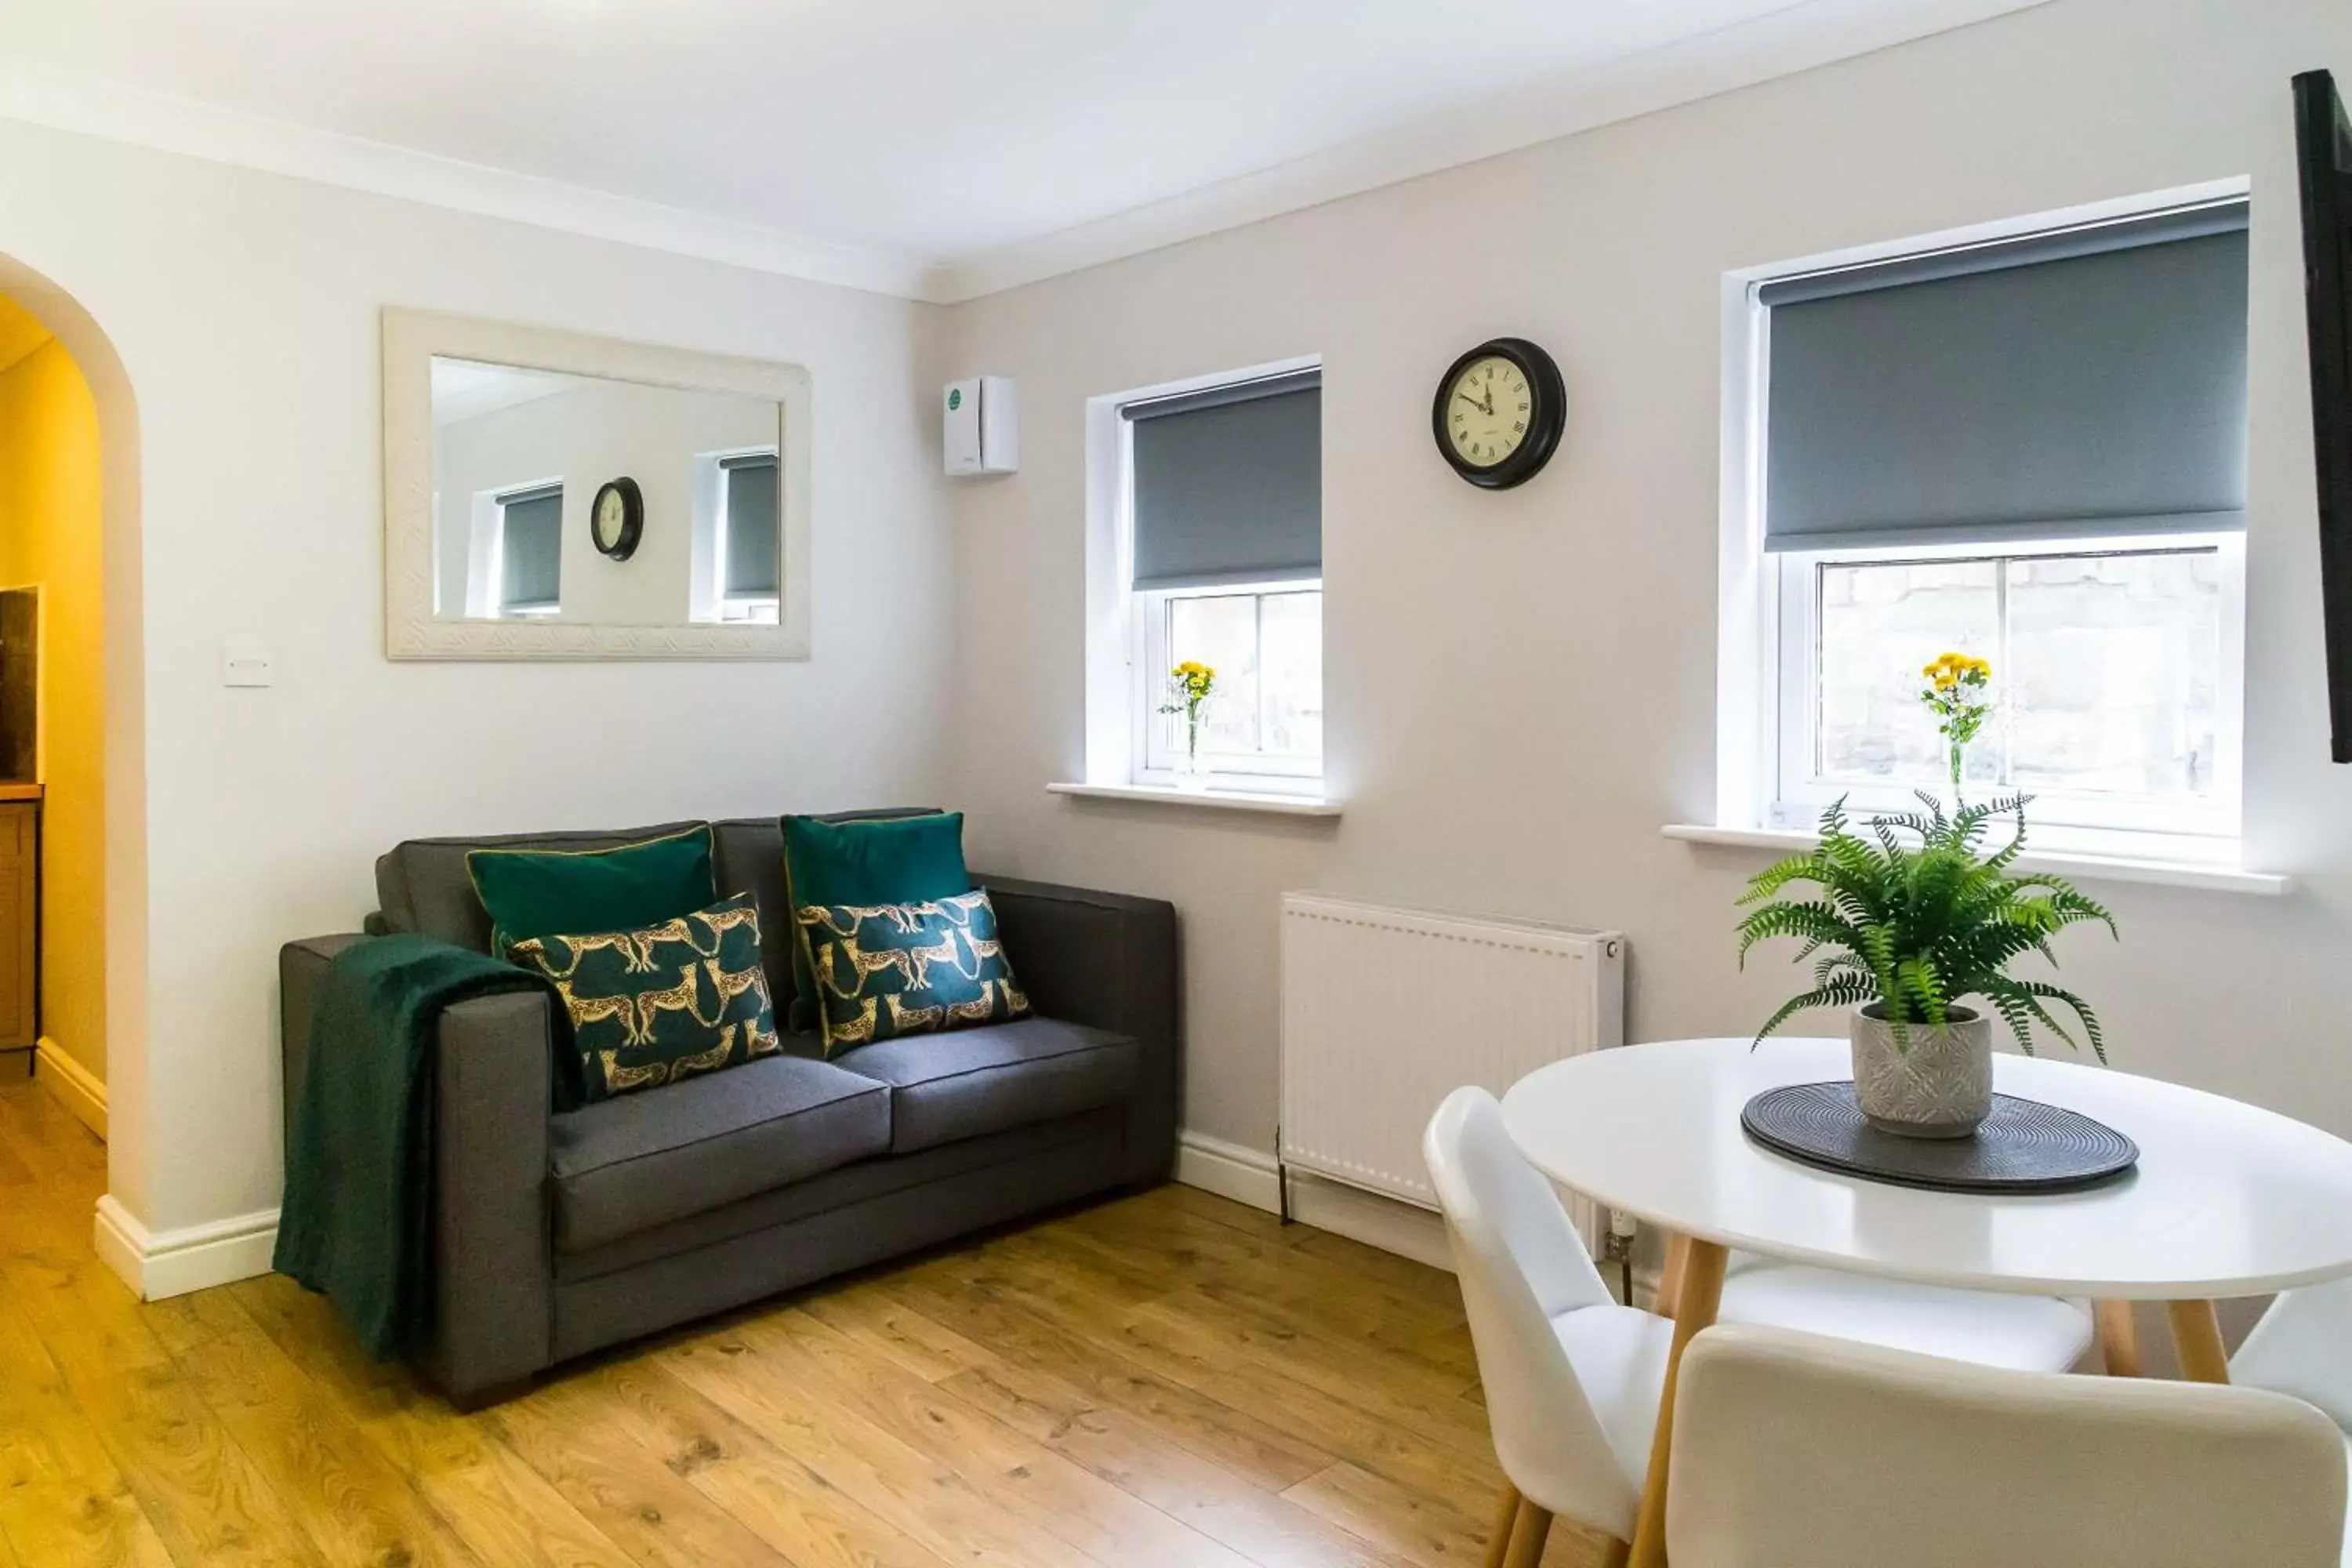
top-left (1737, 656), bottom-right (2117, 1138)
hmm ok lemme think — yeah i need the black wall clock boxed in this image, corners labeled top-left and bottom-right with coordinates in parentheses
top-left (1432, 337), bottom-right (1566, 490)
top-left (590, 477), bottom-right (644, 561)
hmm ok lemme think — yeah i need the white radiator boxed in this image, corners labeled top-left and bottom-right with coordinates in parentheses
top-left (1279, 891), bottom-right (1625, 1246)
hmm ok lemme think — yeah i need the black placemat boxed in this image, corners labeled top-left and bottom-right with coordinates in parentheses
top-left (1741, 1081), bottom-right (2138, 1193)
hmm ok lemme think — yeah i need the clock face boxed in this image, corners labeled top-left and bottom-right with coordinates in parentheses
top-left (594, 486), bottom-right (626, 548)
top-left (1430, 338), bottom-right (1565, 490)
top-left (590, 477), bottom-right (642, 559)
top-left (1444, 354), bottom-right (1531, 469)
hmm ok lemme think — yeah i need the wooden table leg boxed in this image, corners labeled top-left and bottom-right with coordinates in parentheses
top-left (1628, 1238), bottom-right (1728, 1568)
top-left (2094, 1300), bottom-right (2143, 1377)
top-left (1654, 1233), bottom-right (1689, 1319)
top-left (2165, 1300), bottom-right (2231, 1384)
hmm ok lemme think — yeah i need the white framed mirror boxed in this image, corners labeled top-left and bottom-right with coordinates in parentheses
top-left (383, 308), bottom-right (811, 659)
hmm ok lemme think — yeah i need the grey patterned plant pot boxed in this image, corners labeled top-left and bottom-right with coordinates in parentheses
top-left (1849, 1004), bottom-right (1993, 1139)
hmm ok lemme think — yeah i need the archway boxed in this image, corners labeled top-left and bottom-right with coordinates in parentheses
top-left (0, 252), bottom-right (149, 1251)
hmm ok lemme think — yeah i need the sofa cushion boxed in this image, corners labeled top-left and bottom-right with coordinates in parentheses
top-left (510, 893), bottom-right (779, 1105)
top-left (831, 1014), bottom-right (1138, 1154)
top-left (800, 889), bottom-right (1029, 1058)
top-left (469, 824), bottom-right (717, 956)
top-left (548, 1054), bottom-right (888, 1253)
top-left (782, 811), bottom-right (971, 1033)
top-left (376, 820), bottom-right (706, 953)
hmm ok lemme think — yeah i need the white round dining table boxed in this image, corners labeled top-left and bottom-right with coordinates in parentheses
top-left (1499, 1036), bottom-right (2352, 1568)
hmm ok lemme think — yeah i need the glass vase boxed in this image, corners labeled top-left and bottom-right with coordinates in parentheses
top-left (1177, 717), bottom-right (1207, 789)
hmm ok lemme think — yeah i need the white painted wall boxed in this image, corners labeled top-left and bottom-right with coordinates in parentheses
top-left (941, 0), bottom-right (2352, 1152)
top-left (433, 378), bottom-right (776, 624)
top-left (6, 0), bottom-right (2349, 1267)
top-left (0, 115), bottom-right (952, 1237)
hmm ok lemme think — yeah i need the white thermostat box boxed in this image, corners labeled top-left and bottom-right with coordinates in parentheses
top-left (944, 376), bottom-right (1018, 475)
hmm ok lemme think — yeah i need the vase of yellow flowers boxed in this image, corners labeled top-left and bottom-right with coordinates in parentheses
top-left (1160, 661), bottom-right (1216, 784)
top-left (1921, 650), bottom-right (1993, 798)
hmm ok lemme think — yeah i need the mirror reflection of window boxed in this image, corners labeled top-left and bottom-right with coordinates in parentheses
top-left (495, 483), bottom-right (563, 618)
top-left (717, 452), bottom-right (781, 624)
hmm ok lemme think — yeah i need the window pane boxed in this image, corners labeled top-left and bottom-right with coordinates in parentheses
top-left (499, 488), bottom-right (563, 614)
top-left (1258, 591), bottom-right (1323, 758)
top-left (1166, 594), bottom-right (1259, 753)
top-left (2005, 550), bottom-right (2220, 797)
top-left (1815, 559), bottom-right (1999, 785)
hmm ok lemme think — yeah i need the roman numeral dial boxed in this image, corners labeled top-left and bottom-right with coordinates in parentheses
top-left (1431, 339), bottom-right (1566, 491)
top-left (1445, 356), bottom-right (1530, 466)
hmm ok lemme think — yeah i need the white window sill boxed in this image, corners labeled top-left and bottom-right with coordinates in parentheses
top-left (1047, 782), bottom-right (1343, 818)
top-left (1661, 823), bottom-right (2291, 896)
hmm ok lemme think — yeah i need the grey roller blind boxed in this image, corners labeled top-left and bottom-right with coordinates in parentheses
top-left (1762, 200), bottom-right (2249, 552)
top-left (721, 453), bottom-right (780, 597)
top-left (1127, 370), bottom-right (1320, 590)
top-left (499, 484), bottom-right (562, 612)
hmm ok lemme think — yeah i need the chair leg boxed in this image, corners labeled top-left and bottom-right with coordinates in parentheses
top-left (1481, 1484), bottom-right (1522, 1568)
top-left (2095, 1299), bottom-right (2143, 1377)
top-left (1501, 1503), bottom-right (1554, 1568)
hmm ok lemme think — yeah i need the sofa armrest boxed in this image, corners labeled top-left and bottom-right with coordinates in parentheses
top-left (980, 875), bottom-right (1179, 1185)
top-left (280, 933), bottom-right (554, 1404)
top-left (280, 935), bottom-right (369, 1155)
top-left (421, 989), bottom-right (556, 1404)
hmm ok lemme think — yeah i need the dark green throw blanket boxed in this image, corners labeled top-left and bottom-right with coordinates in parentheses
top-left (274, 935), bottom-right (550, 1359)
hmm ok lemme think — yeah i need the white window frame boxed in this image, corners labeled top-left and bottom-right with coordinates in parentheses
top-left (1079, 354), bottom-right (1328, 800)
top-left (1714, 179), bottom-right (2253, 866)
top-left (1131, 578), bottom-right (1325, 786)
top-left (1765, 532), bottom-right (2245, 859)
top-left (710, 447), bottom-right (782, 625)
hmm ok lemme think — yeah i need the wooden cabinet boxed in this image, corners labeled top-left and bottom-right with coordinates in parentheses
top-left (0, 797), bottom-right (36, 1051)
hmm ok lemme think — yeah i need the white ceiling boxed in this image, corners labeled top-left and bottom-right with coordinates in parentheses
top-left (0, 0), bottom-right (2045, 300)
top-left (429, 358), bottom-right (579, 426)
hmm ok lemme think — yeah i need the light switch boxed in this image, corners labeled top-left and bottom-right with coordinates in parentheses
top-left (221, 642), bottom-right (275, 688)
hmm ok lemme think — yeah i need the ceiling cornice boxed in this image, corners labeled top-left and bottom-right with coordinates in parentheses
top-left (0, 58), bottom-right (951, 302)
top-left (0, 0), bottom-right (2049, 308)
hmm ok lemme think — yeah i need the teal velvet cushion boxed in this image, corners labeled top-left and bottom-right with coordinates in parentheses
top-left (467, 825), bottom-right (717, 956)
top-left (797, 889), bottom-right (1029, 1058)
top-left (780, 812), bottom-right (969, 1032)
top-left (506, 892), bottom-right (780, 1102)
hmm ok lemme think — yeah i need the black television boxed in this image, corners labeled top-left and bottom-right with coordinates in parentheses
top-left (2296, 69), bottom-right (2352, 762)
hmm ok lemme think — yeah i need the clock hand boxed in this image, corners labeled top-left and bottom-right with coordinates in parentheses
top-left (1455, 393), bottom-right (1483, 409)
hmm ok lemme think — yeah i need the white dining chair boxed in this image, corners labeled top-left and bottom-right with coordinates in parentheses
top-left (1425, 1084), bottom-right (1664, 1566)
top-left (1667, 1322), bottom-right (2347, 1568)
top-left (2234, 1276), bottom-right (2352, 1432)
top-left (2232, 1276), bottom-right (2352, 1565)
top-left (1424, 1087), bottom-right (2096, 1566)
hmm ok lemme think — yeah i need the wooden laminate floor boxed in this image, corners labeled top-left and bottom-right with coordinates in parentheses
top-left (0, 1080), bottom-right (1607, 1567)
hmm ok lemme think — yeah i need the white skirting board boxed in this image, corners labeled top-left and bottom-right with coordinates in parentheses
top-left (1174, 1130), bottom-right (1453, 1272)
top-left (94, 1194), bottom-right (279, 1301)
top-left (34, 1036), bottom-right (107, 1138)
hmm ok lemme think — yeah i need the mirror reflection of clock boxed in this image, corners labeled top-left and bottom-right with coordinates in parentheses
top-left (590, 476), bottom-right (644, 561)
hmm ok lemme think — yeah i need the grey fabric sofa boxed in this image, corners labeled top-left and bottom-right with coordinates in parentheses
top-left (278, 814), bottom-right (1178, 1408)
